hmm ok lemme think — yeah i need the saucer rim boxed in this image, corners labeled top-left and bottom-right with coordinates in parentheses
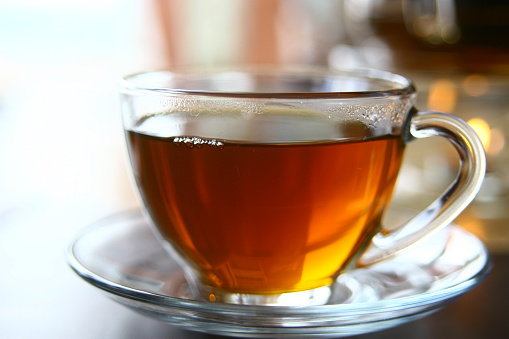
top-left (67, 209), bottom-right (492, 317)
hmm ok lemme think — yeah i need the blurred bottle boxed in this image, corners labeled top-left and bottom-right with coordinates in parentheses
top-left (147, 0), bottom-right (346, 67)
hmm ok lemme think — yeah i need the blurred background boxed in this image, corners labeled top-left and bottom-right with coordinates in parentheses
top-left (1, 0), bottom-right (508, 337)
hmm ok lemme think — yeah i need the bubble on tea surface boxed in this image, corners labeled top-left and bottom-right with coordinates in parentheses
top-left (173, 136), bottom-right (224, 149)
top-left (362, 104), bottom-right (391, 128)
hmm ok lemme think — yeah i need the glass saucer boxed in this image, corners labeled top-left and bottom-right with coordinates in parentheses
top-left (67, 208), bottom-right (491, 338)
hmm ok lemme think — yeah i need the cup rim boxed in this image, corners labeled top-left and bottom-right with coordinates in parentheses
top-left (120, 65), bottom-right (416, 99)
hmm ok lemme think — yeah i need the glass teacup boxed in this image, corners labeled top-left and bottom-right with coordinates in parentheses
top-left (120, 66), bottom-right (485, 306)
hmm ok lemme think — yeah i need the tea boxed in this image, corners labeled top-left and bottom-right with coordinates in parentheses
top-left (126, 118), bottom-right (404, 294)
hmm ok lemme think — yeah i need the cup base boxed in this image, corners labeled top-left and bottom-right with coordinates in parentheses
top-left (199, 285), bottom-right (333, 306)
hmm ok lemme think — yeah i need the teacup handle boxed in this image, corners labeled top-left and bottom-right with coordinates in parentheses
top-left (358, 110), bottom-right (486, 266)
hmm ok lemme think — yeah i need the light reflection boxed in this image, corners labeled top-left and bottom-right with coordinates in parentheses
top-left (467, 118), bottom-right (491, 151)
top-left (462, 74), bottom-right (490, 97)
top-left (412, 16), bottom-right (434, 38)
top-left (427, 78), bottom-right (457, 113)
top-left (467, 118), bottom-right (505, 156)
top-left (402, 0), bottom-right (460, 45)
top-left (487, 128), bottom-right (505, 156)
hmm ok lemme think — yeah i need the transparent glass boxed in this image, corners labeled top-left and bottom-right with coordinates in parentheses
top-left (119, 66), bottom-right (485, 306)
top-left (66, 209), bottom-right (491, 337)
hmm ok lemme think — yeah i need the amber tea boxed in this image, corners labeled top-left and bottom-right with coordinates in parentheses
top-left (126, 115), bottom-right (404, 294)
